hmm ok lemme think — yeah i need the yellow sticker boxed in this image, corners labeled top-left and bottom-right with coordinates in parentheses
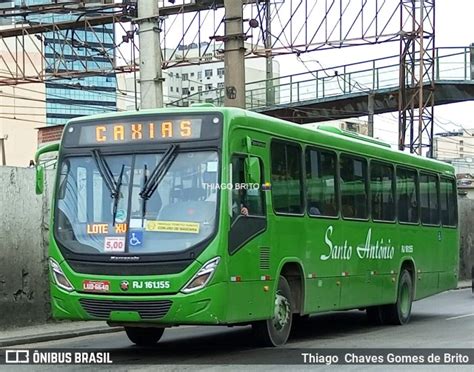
top-left (145, 220), bottom-right (200, 234)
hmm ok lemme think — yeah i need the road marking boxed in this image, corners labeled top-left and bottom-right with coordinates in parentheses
top-left (446, 313), bottom-right (474, 321)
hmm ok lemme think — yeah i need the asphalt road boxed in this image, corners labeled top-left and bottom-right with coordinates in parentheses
top-left (3, 288), bottom-right (473, 371)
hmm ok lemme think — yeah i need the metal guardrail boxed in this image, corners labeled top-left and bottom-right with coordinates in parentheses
top-left (167, 47), bottom-right (473, 110)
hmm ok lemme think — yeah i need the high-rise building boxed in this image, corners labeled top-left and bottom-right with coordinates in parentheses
top-left (16, 0), bottom-right (117, 126)
top-left (0, 1), bottom-right (117, 166)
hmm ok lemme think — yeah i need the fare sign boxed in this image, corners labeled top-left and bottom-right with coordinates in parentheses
top-left (63, 114), bottom-right (222, 147)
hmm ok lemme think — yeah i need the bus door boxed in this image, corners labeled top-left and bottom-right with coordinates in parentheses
top-left (227, 149), bottom-right (269, 322)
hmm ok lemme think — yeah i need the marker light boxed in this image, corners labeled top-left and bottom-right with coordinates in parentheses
top-left (49, 258), bottom-right (74, 292)
top-left (182, 257), bottom-right (220, 294)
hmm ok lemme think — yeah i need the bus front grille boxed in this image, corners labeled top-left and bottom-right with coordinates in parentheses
top-left (79, 299), bottom-right (172, 320)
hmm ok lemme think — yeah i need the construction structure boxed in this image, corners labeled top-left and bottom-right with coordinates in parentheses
top-left (398, 0), bottom-right (436, 156)
top-left (0, 0), bottom-right (451, 164)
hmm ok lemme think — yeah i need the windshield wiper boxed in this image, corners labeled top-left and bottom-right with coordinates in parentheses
top-left (112, 164), bottom-right (125, 226)
top-left (139, 144), bottom-right (179, 221)
top-left (140, 164), bottom-right (148, 228)
top-left (91, 150), bottom-right (125, 226)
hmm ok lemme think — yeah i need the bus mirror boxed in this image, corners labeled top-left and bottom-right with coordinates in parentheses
top-left (35, 165), bottom-right (45, 195)
top-left (245, 157), bottom-right (260, 185)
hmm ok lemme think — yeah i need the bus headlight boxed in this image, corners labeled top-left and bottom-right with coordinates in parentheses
top-left (181, 257), bottom-right (220, 294)
top-left (49, 258), bottom-right (74, 292)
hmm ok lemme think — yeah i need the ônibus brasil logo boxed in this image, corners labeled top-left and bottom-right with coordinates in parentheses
top-left (120, 280), bottom-right (129, 291)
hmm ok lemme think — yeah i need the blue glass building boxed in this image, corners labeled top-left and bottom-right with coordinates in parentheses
top-left (17, 0), bottom-right (117, 125)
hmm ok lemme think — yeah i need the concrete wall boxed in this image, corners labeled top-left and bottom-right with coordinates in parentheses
top-left (458, 198), bottom-right (474, 280)
top-left (0, 167), bottom-right (54, 330)
top-left (0, 166), bottom-right (472, 330)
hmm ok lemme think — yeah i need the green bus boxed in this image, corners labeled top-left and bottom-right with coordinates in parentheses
top-left (35, 105), bottom-right (459, 347)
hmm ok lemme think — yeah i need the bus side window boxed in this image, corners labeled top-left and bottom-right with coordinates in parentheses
top-left (271, 141), bottom-right (303, 214)
top-left (370, 161), bottom-right (395, 221)
top-left (420, 173), bottom-right (439, 225)
top-left (339, 154), bottom-right (368, 219)
top-left (231, 155), bottom-right (264, 220)
top-left (397, 168), bottom-right (418, 223)
top-left (440, 177), bottom-right (457, 227)
top-left (305, 148), bottom-right (338, 217)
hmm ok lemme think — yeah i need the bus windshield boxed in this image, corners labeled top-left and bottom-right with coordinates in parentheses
top-left (55, 150), bottom-right (219, 255)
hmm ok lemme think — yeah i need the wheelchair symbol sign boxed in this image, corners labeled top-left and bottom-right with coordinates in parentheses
top-left (129, 231), bottom-right (143, 247)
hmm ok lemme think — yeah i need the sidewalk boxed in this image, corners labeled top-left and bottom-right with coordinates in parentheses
top-left (456, 279), bottom-right (471, 289)
top-left (0, 281), bottom-right (471, 348)
top-left (0, 321), bottom-right (122, 347)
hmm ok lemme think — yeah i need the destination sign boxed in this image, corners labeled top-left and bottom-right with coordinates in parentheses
top-left (63, 114), bottom-right (222, 147)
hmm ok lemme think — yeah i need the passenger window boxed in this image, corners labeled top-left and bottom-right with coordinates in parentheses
top-left (305, 148), bottom-right (337, 216)
top-left (231, 156), bottom-right (264, 221)
top-left (440, 177), bottom-right (457, 226)
top-left (271, 141), bottom-right (303, 214)
top-left (371, 162), bottom-right (395, 221)
top-left (420, 173), bottom-right (439, 225)
top-left (340, 155), bottom-right (368, 219)
top-left (397, 168), bottom-right (418, 223)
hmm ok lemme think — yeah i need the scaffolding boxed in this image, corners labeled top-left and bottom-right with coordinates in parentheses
top-left (398, 0), bottom-right (436, 156)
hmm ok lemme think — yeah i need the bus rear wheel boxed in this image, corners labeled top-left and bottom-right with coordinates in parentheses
top-left (252, 275), bottom-right (293, 347)
top-left (382, 269), bottom-right (413, 325)
top-left (125, 326), bottom-right (164, 346)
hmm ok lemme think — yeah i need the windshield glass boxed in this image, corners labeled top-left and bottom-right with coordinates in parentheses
top-left (55, 151), bottom-right (219, 255)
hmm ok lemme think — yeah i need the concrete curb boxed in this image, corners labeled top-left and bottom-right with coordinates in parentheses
top-left (0, 326), bottom-right (123, 348)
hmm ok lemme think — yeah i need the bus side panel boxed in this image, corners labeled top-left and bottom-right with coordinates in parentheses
top-left (437, 227), bottom-right (459, 293)
top-left (225, 280), bottom-right (275, 323)
top-left (339, 220), bottom-right (385, 308)
top-left (412, 226), bottom-right (442, 300)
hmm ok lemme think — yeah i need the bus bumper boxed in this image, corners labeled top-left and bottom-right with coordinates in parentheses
top-left (50, 281), bottom-right (229, 325)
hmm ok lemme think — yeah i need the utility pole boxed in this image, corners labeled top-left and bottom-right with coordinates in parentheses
top-left (265, 0), bottom-right (274, 106)
top-left (137, 0), bottom-right (163, 109)
top-left (224, 0), bottom-right (246, 108)
top-left (367, 94), bottom-right (374, 137)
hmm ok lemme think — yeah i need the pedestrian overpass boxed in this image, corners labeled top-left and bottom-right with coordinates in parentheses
top-left (169, 47), bottom-right (474, 124)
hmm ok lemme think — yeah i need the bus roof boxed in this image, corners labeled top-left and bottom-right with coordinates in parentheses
top-left (66, 106), bottom-right (454, 176)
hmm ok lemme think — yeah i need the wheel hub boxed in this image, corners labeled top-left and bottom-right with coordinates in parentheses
top-left (273, 292), bottom-right (291, 331)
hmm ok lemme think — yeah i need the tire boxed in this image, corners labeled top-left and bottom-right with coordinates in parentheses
top-left (366, 305), bottom-right (384, 325)
top-left (381, 269), bottom-right (414, 325)
top-left (252, 275), bottom-right (293, 347)
top-left (125, 327), bottom-right (164, 346)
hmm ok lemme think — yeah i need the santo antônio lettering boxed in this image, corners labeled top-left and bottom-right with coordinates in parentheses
top-left (321, 226), bottom-right (395, 261)
top-left (95, 120), bottom-right (193, 143)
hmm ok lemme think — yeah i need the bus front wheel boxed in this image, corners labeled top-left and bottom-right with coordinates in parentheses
top-left (125, 326), bottom-right (164, 346)
top-left (382, 269), bottom-right (414, 325)
top-left (252, 275), bottom-right (293, 347)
